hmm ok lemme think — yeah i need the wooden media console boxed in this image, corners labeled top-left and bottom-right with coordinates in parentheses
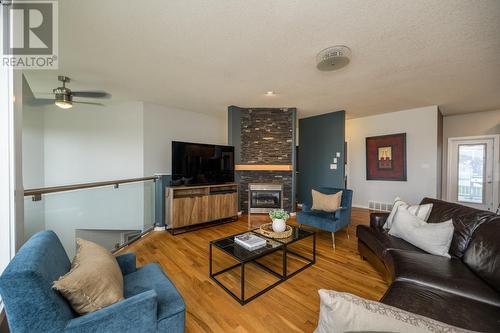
top-left (165, 183), bottom-right (238, 234)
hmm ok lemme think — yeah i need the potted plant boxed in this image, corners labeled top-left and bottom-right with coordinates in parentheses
top-left (269, 209), bottom-right (290, 232)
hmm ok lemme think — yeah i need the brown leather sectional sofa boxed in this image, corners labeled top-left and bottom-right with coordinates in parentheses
top-left (357, 198), bottom-right (500, 332)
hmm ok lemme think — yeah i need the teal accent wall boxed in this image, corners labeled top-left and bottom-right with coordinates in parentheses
top-left (298, 110), bottom-right (345, 204)
top-left (290, 108), bottom-right (297, 210)
top-left (155, 174), bottom-right (171, 227)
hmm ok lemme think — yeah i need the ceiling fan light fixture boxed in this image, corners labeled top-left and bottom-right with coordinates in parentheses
top-left (55, 100), bottom-right (73, 109)
top-left (32, 75), bottom-right (110, 109)
top-left (54, 93), bottom-right (73, 109)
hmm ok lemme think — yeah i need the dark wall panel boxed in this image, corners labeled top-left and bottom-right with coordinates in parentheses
top-left (298, 110), bottom-right (345, 205)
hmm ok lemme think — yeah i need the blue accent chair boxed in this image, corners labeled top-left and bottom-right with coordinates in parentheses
top-left (0, 231), bottom-right (185, 333)
top-left (297, 187), bottom-right (353, 249)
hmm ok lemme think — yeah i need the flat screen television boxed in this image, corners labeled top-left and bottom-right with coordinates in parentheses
top-left (171, 141), bottom-right (235, 186)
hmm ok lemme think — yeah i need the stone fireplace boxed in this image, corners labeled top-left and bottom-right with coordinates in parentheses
top-left (228, 106), bottom-right (297, 212)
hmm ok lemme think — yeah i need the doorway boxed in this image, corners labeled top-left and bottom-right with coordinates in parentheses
top-left (447, 135), bottom-right (499, 212)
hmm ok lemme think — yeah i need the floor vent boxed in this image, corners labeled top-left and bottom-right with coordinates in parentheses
top-left (368, 201), bottom-right (393, 212)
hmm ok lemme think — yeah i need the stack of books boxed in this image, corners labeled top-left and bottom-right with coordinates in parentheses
top-left (234, 233), bottom-right (267, 251)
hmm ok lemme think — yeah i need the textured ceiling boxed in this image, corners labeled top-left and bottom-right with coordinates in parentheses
top-left (24, 0), bottom-right (500, 118)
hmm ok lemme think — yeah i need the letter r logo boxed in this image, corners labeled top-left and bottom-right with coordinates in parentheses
top-left (3, 2), bottom-right (53, 55)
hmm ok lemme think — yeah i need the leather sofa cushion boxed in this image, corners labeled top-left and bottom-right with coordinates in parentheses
top-left (384, 249), bottom-right (500, 307)
top-left (420, 197), bottom-right (495, 257)
top-left (463, 218), bottom-right (500, 294)
top-left (370, 212), bottom-right (389, 229)
top-left (420, 197), bottom-right (484, 224)
top-left (381, 281), bottom-right (500, 332)
top-left (450, 212), bottom-right (494, 258)
top-left (356, 225), bottom-right (424, 259)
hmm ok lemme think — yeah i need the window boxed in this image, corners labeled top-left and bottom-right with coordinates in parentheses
top-left (0, 9), bottom-right (15, 309)
top-left (457, 144), bottom-right (486, 204)
top-left (447, 136), bottom-right (499, 212)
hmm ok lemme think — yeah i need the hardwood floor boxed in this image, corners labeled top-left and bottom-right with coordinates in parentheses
top-left (120, 208), bottom-right (388, 333)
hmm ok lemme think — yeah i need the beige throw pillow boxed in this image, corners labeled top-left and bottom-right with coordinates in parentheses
top-left (315, 289), bottom-right (472, 333)
top-left (311, 190), bottom-right (342, 212)
top-left (53, 238), bottom-right (124, 315)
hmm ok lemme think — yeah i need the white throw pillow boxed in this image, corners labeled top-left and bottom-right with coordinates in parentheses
top-left (388, 206), bottom-right (454, 258)
top-left (315, 289), bottom-right (471, 333)
top-left (383, 197), bottom-right (433, 230)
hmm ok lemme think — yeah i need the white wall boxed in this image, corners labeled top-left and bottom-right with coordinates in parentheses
top-left (22, 80), bottom-right (45, 188)
top-left (143, 102), bottom-right (227, 175)
top-left (43, 101), bottom-right (144, 185)
top-left (39, 101), bottom-right (227, 183)
top-left (22, 76), bottom-right (46, 240)
top-left (346, 106), bottom-right (440, 208)
top-left (21, 93), bottom-right (227, 255)
top-left (442, 109), bottom-right (500, 196)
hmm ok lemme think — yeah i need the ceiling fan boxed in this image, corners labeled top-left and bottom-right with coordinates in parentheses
top-left (31, 76), bottom-right (111, 109)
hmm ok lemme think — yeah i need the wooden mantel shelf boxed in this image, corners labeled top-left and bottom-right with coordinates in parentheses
top-left (235, 164), bottom-right (293, 171)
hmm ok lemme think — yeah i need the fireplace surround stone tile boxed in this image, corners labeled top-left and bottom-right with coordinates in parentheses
top-left (239, 171), bottom-right (293, 212)
top-left (229, 107), bottom-right (296, 212)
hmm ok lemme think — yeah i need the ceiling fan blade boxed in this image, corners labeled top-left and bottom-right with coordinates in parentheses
top-left (34, 92), bottom-right (56, 96)
top-left (73, 101), bottom-right (104, 106)
top-left (26, 97), bottom-right (54, 106)
top-left (72, 91), bottom-right (111, 98)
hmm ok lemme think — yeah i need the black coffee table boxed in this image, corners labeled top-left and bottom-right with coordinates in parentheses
top-left (209, 226), bottom-right (315, 305)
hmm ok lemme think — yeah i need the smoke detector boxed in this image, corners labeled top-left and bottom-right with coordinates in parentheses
top-left (316, 45), bottom-right (351, 71)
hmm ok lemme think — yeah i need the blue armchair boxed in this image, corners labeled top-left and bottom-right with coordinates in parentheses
top-left (297, 187), bottom-right (353, 249)
top-left (0, 231), bottom-right (185, 333)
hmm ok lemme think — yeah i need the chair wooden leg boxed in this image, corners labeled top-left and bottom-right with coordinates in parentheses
top-left (346, 226), bottom-right (350, 239)
top-left (331, 232), bottom-right (336, 250)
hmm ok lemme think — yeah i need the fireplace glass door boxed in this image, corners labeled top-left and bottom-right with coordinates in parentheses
top-left (250, 190), bottom-right (281, 210)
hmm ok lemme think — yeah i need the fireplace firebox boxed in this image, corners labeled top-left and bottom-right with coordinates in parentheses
top-left (248, 183), bottom-right (283, 213)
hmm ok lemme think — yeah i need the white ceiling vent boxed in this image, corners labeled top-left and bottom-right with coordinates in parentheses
top-left (316, 45), bottom-right (351, 71)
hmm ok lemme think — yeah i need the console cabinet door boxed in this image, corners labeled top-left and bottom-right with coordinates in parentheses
top-left (207, 195), bottom-right (223, 221)
top-left (208, 193), bottom-right (238, 221)
top-left (222, 193), bottom-right (238, 217)
top-left (169, 186), bottom-right (238, 229)
top-left (172, 195), bottom-right (209, 227)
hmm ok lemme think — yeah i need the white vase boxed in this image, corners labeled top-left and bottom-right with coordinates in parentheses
top-left (272, 218), bottom-right (286, 232)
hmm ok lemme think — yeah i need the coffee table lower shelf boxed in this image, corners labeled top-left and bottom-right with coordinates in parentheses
top-left (209, 229), bottom-right (315, 305)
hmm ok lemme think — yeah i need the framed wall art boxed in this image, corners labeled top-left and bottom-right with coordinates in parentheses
top-left (366, 133), bottom-right (406, 181)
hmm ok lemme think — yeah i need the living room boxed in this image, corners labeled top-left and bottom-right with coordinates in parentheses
top-left (1, 1), bottom-right (500, 332)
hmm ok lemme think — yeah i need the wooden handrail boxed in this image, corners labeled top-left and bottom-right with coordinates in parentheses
top-left (24, 176), bottom-right (159, 200)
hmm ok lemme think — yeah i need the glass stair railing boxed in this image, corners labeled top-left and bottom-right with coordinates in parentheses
top-left (24, 177), bottom-right (157, 258)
